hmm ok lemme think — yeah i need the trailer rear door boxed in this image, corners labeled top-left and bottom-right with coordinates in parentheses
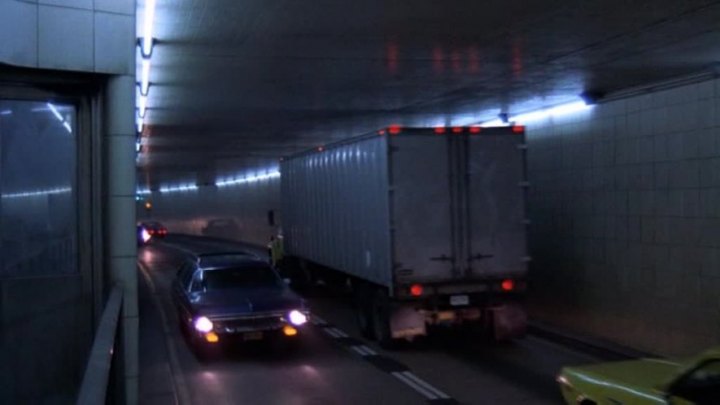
top-left (389, 135), bottom-right (457, 284)
top-left (466, 132), bottom-right (528, 278)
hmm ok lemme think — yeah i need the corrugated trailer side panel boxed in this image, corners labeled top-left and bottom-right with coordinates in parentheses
top-left (281, 136), bottom-right (393, 288)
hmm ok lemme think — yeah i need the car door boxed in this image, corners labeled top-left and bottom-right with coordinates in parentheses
top-left (173, 263), bottom-right (196, 323)
top-left (667, 359), bottom-right (720, 405)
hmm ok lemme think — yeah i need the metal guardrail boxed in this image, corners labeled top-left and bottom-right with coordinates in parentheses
top-left (76, 287), bottom-right (123, 405)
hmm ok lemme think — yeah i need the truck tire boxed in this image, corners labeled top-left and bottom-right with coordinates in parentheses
top-left (371, 289), bottom-right (397, 349)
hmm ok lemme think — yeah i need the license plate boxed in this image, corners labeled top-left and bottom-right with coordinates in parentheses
top-left (450, 295), bottom-right (469, 306)
top-left (243, 331), bottom-right (263, 341)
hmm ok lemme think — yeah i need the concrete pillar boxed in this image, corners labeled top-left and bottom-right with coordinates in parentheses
top-left (105, 74), bottom-right (138, 405)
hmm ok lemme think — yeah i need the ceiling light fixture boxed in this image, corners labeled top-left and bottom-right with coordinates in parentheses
top-left (141, 0), bottom-right (156, 57)
top-left (139, 94), bottom-right (148, 118)
top-left (140, 59), bottom-right (151, 96)
top-left (215, 170), bottom-right (281, 188)
top-left (512, 100), bottom-right (591, 124)
top-left (1, 186), bottom-right (72, 200)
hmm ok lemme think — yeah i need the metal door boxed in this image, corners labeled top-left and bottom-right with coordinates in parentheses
top-left (466, 134), bottom-right (528, 278)
top-left (389, 135), bottom-right (455, 283)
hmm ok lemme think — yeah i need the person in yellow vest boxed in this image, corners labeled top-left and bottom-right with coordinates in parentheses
top-left (268, 234), bottom-right (284, 269)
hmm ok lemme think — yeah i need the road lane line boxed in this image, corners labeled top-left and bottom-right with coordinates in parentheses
top-left (323, 328), bottom-right (341, 338)
top-left (359, 345), bottom-right (377, 356)
top-left (138, 261), bottom-right (192, 405)
top-left (352, 345), bottom-right (370, 356)
top-left (350, 346), bottom-right (367, 356)
top-left (400, 371), bottom-right (450, 399)
top-left (391, 371), bottom-right (438, 400)
top-left (328, 327), bottom-right (348, 338)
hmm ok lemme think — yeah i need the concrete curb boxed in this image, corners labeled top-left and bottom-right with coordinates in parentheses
top-left (528, 321), bottom-right (659, 361)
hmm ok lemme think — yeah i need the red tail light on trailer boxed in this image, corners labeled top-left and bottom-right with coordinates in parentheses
top-left (410, 284), bottom-right (424, 297)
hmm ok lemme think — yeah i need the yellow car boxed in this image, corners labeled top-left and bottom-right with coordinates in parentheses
top-left (557, 347), bottom-right (720, 404)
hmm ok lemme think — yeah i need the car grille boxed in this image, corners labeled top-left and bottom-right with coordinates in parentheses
top-left (214, 315), bottom-right (284, 333)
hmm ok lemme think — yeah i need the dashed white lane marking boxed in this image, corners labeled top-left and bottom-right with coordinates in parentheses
top-left (138, 261), bottom-right (192, 405)
top-left (327, 327), bottom-right (348, 338)
top-left (360, 345), bottom-right (377, 356)
top-left (350, 345), bottom-right (377, 357)
top-left (392, 371), bottom-right (439, 400)
top-left (323, 327), bottom-right (342, 338)
top-left (350, 346), bottom-right (368, 356)
top-left (400, 371), bottom-right (450, 399)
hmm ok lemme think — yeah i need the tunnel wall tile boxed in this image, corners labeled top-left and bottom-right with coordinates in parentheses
top-left (0, 1), bottom-right (38, 67)
top-left (95, 12), bottom-right (135, 74)
top-left (0, 0), bottom-right (135, 75)
top-left (38, 5), bottom-right (94, 71)
top-left (527, 77), bottom-right (720, 356)
top-left (94, 0), bottom-right (135, 15)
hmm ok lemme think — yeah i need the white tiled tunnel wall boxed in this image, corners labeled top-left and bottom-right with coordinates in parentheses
top-left (527, 78), bottom-right (720, 356)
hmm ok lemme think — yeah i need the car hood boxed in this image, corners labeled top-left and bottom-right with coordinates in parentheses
top-left (563, 358), bottom-right (681, 395)
top-left (192, 287), bottom-right (304, 317)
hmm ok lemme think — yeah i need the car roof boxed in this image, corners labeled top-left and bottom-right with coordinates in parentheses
top-left (141, 221), bottom-right (163, 226)
top-left (195, 252), bottom-right (265, 269)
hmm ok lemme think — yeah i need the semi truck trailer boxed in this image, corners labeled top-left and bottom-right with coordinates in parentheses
top-left (280, 125), bottom-right (529, 345)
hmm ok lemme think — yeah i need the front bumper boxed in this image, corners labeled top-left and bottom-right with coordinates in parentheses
top-left (197, 312), bottom-right (308, 343)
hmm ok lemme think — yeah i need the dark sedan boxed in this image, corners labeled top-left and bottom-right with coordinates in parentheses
top-left (172, 252), bottom-right (309, 356)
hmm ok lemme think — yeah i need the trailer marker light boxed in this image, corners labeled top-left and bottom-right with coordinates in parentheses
top-left (410, 284), bottom-right (423, 297)
top-left (469, 126), bottom-right (482, 134)
top-left (512, 125), bottom-right (525, 133)
top-left (434, 127), bottom-right (446, 135)
top-left (451, 127), bottom-right (463, 134)
top-left (388, 125), bottom-right (402, 135)
top-left (377, 129), bottom-right (386, 135)
top-left (501, 279), bottom-right (514, 291)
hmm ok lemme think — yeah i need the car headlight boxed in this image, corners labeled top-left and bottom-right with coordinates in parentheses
top-left (288, 310), bottom-right (307, 326)
top-left (194, 316), bottom-right (214, 333)
top-left (141, 228), bottom-right (152, 243)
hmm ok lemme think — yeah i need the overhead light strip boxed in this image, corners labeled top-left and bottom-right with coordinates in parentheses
top-left (137, 0), bottom-right (157, 143)
top-left (479, 99), bottom-right (594, 127)
top-left (141, 0), bottom-right (156, 57)
top-left (2, 186), bottom-right (72, 199)
top-left (159, 183), bottom-right (199, 194)
top-left (215, 170), bottom-right (281, 188)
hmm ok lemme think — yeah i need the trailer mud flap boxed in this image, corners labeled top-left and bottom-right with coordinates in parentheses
top-left (390, 305), bottom-right (426, 339)
top-left (489, 304), bottom-right (527, 341)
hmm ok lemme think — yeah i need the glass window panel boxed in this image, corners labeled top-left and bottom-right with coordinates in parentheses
top-left (0, 100), bottom-right (77, 277)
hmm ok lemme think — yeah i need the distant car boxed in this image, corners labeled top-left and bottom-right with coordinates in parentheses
top-left (139, 221), bottom-right (167, 239)
top-left (171, 252), bottom-right (309, 357)
top-left (201, 218), bottom-right (239, 239)
top-left (558, 346), bottom-right (720, 405)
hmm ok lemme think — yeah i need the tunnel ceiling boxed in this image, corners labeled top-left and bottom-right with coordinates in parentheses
top-left (138, 0), bottom-right (720, 187)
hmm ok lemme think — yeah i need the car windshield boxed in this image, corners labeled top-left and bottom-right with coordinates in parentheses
top-left (203, 266), bottom-right (280, 290)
